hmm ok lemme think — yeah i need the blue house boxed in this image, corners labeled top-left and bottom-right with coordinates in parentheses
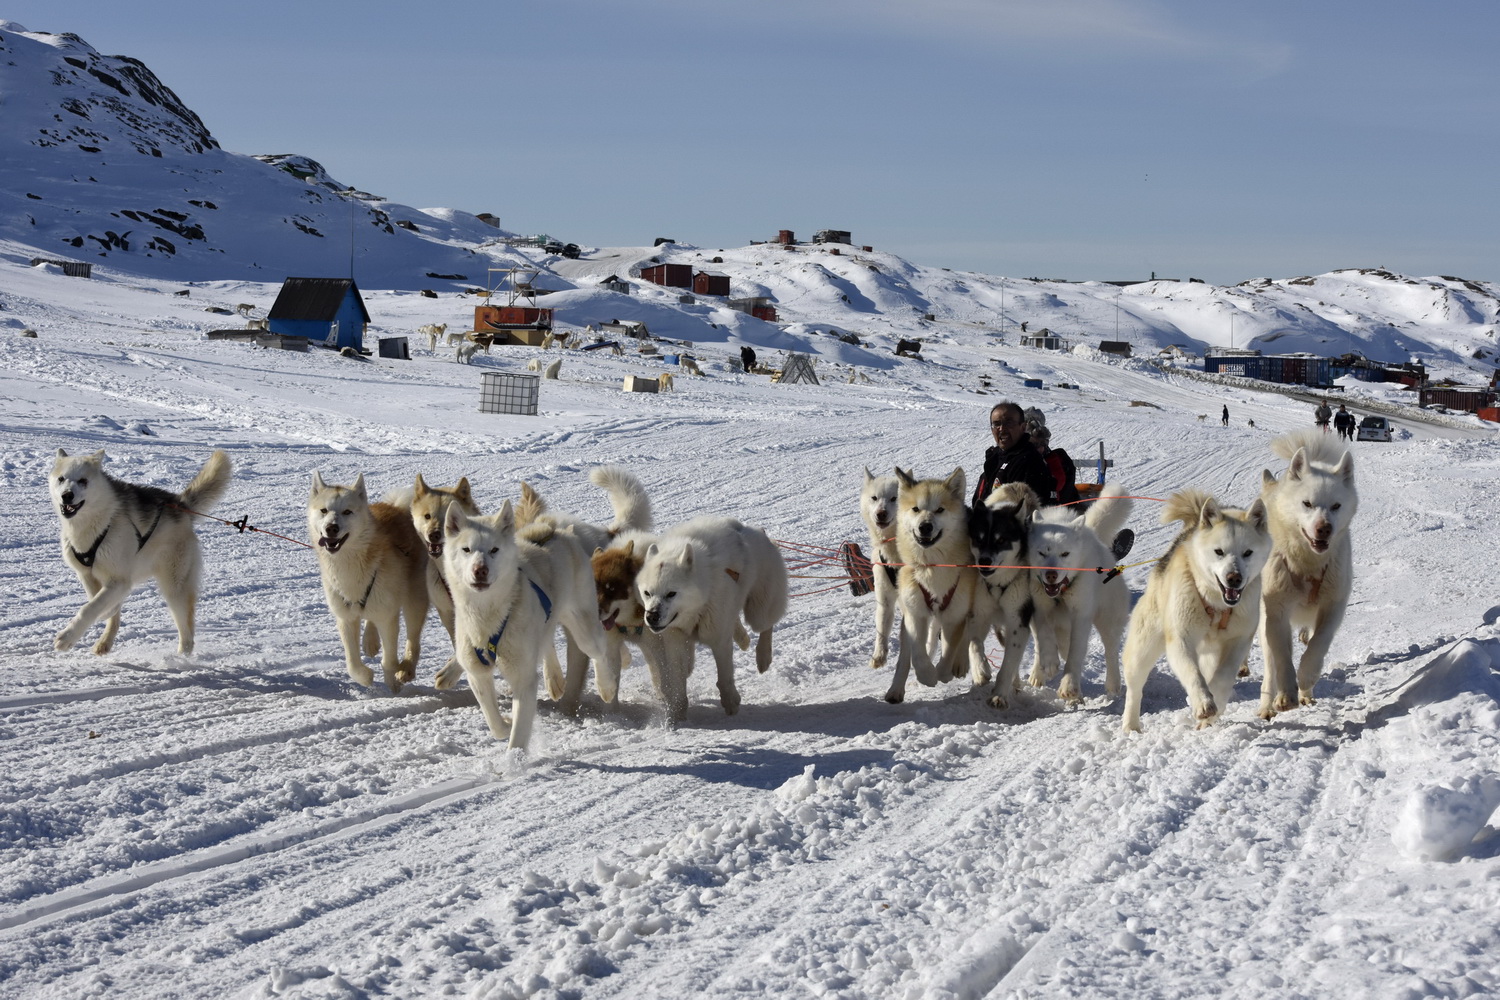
top-left (267, 277), bottom-right (370, 351)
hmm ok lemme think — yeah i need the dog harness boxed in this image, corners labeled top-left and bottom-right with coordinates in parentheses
top-left (69, 504), bottom-right (165, 568)
top-left (474, 577), bottom-right (552, 667)
top-left (614, 623), bottom-right (646, 636)
top-left (918, 579), bottom-right (960, 612)
top-left (1200, 597), bottom-right (1234, 631)
top-left (333, 571), bottom-right (378, 611)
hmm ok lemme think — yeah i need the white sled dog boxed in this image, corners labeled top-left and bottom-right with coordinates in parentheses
top-left (50, 448), bottom-right (232, 655)
top-left (516, 467), bottom-right (654, 708)
top-left (635, 517), bottom-right (789, 718)
top-left (439, 502), bottom-right (608, 748)
top-left (887, 467), bottom-right (977, 703)
top-left (308, 473), bottom-right (428, 692)
top-left (1026, 484), bottom-right (1133, 702)
top-left (1256, 430), bottom-right (1358, 717)
top-left (860, 467), bottom-right (902, 672)
top-left (1120, 489), bottom-right (1270, 732)
top-left (967, 482), bottom-right (1041, 709)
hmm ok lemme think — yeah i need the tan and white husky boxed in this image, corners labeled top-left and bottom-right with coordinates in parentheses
top-left (308, 473), bottom-right (428, 692)
top-left (888, 467), bottom-right (977, 703)
top-left (1121, 489), bottom-right (1270, 732)
top-left (1256, 430), bottom-right (1358, 717)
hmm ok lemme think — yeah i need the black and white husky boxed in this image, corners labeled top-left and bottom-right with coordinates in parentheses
top-left (967, 483), bottom-right (1040, 709)
top-left (49, 448), bottom-right (232, 655)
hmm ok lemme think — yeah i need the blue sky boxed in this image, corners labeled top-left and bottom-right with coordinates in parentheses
top-left (7, 1), bottom-right (1496, 285)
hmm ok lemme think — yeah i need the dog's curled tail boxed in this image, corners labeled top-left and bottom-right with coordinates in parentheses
top-left (179, 449), bottom-right (232, 514)
top-left (1270, 429), bottom-right (1349, 466)
top-left (515, 481), bottom-right (547, 527)
top-left (1161, 487), bottom-right (1216, 528)
top-left (1083, 480), bottom-right (1133, 541)
top-left (591, 465), bottom-right (653, 533)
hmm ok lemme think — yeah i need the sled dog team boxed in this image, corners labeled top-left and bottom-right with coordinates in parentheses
top-left (862, 427), bottom-right (1358, 731)
top-left (47, 427), bottom-right (1354, 746)
top-left (49, 450), bottom-right (788, 750)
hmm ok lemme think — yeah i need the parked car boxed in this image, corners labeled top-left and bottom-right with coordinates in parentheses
top-left (541, 240), bottom-right (565, 255)
top-left (1356, 415), bottom-right (1392, 442)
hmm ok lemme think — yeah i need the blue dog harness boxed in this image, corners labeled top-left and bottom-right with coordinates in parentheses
top-left (474, 577), bottom-right (552, 667)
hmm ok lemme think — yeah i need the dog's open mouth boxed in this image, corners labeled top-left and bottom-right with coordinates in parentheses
top-left (915, 530), bottom-right (943, 548)
top-left (60, 500), bottom-right (83, 518)
top-left (601, 610), bottom-right (619, 631)
top-left (1303, 530), bottom-right (1330, 553)
top-left (426, 539), bottom-right (444, 559)
top-left (319, 533), bottom-right (348, 554)
top-left (1042, 577), bottom-right (1068, 598)
top-left (1220, 583), bottom-right (1244, 605)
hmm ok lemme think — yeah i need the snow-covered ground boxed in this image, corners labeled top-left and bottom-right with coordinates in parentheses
top-left (3, 257), bottom-right (1500, 1000)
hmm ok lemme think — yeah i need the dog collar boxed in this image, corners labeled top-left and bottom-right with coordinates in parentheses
top-left (614, 624), bottom-right (646, 636)
top-left (474, 577), bottom-right (553, 667)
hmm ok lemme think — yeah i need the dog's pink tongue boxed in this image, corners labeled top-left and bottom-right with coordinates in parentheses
top-left (602, 611), bottom-right (618, 631)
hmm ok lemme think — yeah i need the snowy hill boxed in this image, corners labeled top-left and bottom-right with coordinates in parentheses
top-left (5, 21), bottom-right (1500, 1000)
top-left (2, 21), bottom-right (1498, 384)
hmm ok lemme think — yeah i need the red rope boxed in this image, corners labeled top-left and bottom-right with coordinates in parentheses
top-left (168, 502), bottom-right (316, 551)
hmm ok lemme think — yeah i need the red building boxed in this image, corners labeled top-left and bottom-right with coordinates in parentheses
top-left (640, 263), bottom-right (692, 288)
top-left (693, 272), bottom-right (730, 296)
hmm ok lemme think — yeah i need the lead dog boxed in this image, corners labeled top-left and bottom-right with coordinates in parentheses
top-left (308, 473), bottom-right (428, 692)
top-left (439, 502), bottom-right (607, 748)
top-left (1120, 489), bottom-right (1270, 732)
top-left (1257, 430), bottom-right (1358, 717)
top-left (967, 482), bottom-right (1040, 709)
top-left (50, 448), bottom-right (232, 655)
top-left (888, 467), bottom-right (977, 703)
top-left (1026, 484), bottom-right (1132, 702)
top-left (636, 516), bottom-right (789, 718)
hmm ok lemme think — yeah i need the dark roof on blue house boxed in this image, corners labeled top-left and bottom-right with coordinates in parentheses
top-left (267, 278), bottom-right (370, 323)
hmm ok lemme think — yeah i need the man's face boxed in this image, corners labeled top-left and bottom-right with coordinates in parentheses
top-left (990, 407), bottom-right (1023, 450)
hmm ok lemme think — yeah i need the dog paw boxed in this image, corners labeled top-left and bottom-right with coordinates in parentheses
top-left (55, 627), bottom-right (83, 651)
top-left (1027, 668), bottom-right (1047, 688)
top-left (987, 694), bottom-right (1009, 710)
top-left (434, 658), bottom-right (462, 689)
top-left (1194, 698), bottom-right (1218, 722)
top-left (1238, 663), bottom-right (1250, 678)
top-left (868, 654), bottom-right (888, 671)
top-left (884, 688), bottom-right (905, 704)
top-left (1274, 693), bottom-right (1296, 713)
top-left (1058, 676), bottom-right (1082, 702)
top-left (1121, 718), bottom-right (1143, 734)
top-left (720, 695), bottom-right (741, 716)
top-left (1299, 691), bottom-right (1317, 707)
top-left (95, 637), bottom-right (117, 655)
top-left (347, 663), bottom-right (375, 687)
top-left (395, 664), bottom-right (416, 685)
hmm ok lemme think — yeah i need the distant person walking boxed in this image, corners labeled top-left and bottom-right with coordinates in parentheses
top-left (1314, 399), bottom-right (1332, 432)
top-left (1221, 404), bottom-right (1229, 427)
top-left (740, 345), bottom-right (757, 372)
top-left (1334, 404), bottom-right (1356, 441)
